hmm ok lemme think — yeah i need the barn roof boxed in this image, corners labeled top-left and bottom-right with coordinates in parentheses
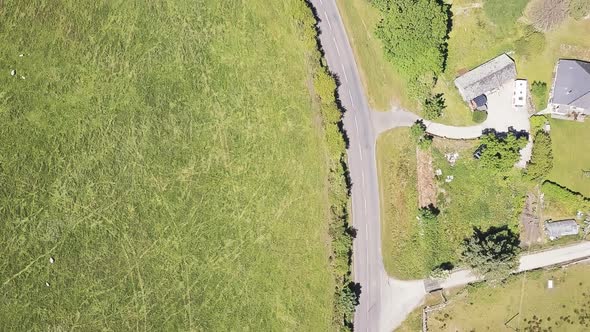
top-left (454, 54), bottom-right (517, 102)
top-left (544, 219), bottom-right (579, 240)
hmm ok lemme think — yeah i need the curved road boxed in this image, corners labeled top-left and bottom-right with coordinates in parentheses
top-left (310, 1), bottom-right (590, 331)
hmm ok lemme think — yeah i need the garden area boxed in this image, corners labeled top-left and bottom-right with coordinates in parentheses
top-left (337, 0), bottom-right (590, 125)
top-left (398, 263), bottom-right (590, 331)
top-left (377, 127), bottom-right (528, 279)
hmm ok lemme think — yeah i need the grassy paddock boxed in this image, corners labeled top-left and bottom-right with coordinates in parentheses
top-left (547, 119), bottom-right (590, 197)
top-left (0, 1), bottom-right (339, 330)
top-left (425, 264), bottom-right (590, 331)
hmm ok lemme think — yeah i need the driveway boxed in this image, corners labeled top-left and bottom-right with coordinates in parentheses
top-left (373, 81), bottom-right (531, 139)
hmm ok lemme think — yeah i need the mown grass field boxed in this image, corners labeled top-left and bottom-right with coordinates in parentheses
top-left (547, 119), bottom-right (590, 197)
top-left (377, 131), bottom-right (527, 279)
top-left (0, 1), bottom-right (338, 330)
top-left (420, 264), bottom-right (590, 331)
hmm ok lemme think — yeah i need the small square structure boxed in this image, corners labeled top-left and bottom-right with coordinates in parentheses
top-left (548, 279), bottom-right (554, 289)
top-left (544, 219), bottom-right (579, 240)
top-left (513, 79), bottom-right (527, 107)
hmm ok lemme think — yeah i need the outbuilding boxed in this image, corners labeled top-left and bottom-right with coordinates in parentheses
top-left (544, 219), bottom-right (579, 240)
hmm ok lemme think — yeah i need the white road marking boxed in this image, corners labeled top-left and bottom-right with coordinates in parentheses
top-left (361, 171), bottom-right (365, 186)
top-left (354, 116), bottom-right (359, 133)
top-left (363, 197), bottom-right (367, 212)
top-left (324, 12), bottom-right (332, 30)
top-left (358, 143), bottom-right (363, 161)
top-left (341, 63), bottom-right (348, 82)
top-left (348, 89), bottom-right (355, 107)
top-left (333, 37), bottom-right (341, 56)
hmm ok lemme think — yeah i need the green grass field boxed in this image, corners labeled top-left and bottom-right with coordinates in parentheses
top-left (0, 1), bottom-right (339, 330)
top-left (547, 119), bottom-right (590, 197)
top-left (422, 264), bottom-right (590, 331)
top-left (377, 132), bottom-right (527, 279)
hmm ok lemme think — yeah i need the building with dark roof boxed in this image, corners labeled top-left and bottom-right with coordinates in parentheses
top-left (454, 54), bottom-right (517, 107)
top-left (544, 219), bottom-right (579, 240)
top-left (548, 59), bottom-right (590, 120)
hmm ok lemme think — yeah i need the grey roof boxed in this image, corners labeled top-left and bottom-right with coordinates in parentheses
top-left (545, 219), bottom-right (579, 240)
top-left (551, 59), bottom-right (590, 110)
top-left (454, 54), bottom-right (517, 101)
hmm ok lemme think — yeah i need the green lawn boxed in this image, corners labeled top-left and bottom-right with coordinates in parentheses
top-left (422, 264), bottom-right (590, 331)
top-left (377, 132), bottom-right (527, 279)
top-left (0, 1), bottom-right (338, 330)
top-left (547, 119), bottom-right (590, 197)
top-left (336, 0), bottom-right (415, 111)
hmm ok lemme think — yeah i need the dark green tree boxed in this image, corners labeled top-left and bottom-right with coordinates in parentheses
top-left (479, 131), bottom-right (527, 171)
top-left (423, 93), bottom-right (446, 120)
top-left (373, 0), bottom-right (450, 99)
top-left (461, 226), bottom-right (520, 280)
top-left (410, 120), bottom-right (433, 150)
top-left (525, 131), bottom-right (553, 180)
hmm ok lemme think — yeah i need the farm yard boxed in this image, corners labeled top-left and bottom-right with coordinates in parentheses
top-left (0, 1), bottom-right (346, 330)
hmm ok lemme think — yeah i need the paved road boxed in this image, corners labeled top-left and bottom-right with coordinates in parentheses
top-left (309, 1), bottom-right (589, 331)
top-left (310, 0), bottom-right (426, 331)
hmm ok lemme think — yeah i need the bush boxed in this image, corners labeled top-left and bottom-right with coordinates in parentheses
top-left (570, 0), bottom-right (590, 20)
top-left (461, 226), bottom-right (520, 280)
top-left (410, 120), bottom-right (433, 150)
top-left (423, 93), bottom-right (446, 120)
top-left (529, 115), bottom-right (548, 134)
top-left (525, 131), bottom-right (553, 180)
top-left (472, 110), bottom-right (487, 123)
top-left (479, 131), bottom-right (528, 172)
top-left (373, 0), bottom-right (451, 100)
top-left (531, 81), bottom-right (548, 111)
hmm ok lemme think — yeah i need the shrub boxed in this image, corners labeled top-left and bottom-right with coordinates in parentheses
top-left (478, 131), bottom-right (528, 172)
top-left (423, 93), bottom-right (446, 120)
top-left (410, 120), bottom-right (433, 150)
top-left (373, 0), bottom-right (451, 100)
top-left (461, 226), bottom-right (520, 281)
top-left (570, 0), bottom-right (590, 20)
top-left (472, 110), bottom-right (487, 123)
top-left (525, 131), bottom-right (553, 180)
top-left (529, 115), bottom-right (548, 134)
top-left (531, 81), bottom-right (548, 111)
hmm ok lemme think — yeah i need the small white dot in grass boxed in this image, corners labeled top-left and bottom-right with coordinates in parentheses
top-left (19, 54), bottom-right (24, 57)
top-left (10, 69), bottom-right (16, 76)
top-left (21, 76), bottom-right (25, 80)
top-left (45, 282), bottom-right (51, 287)
top-left (49, 257), bottom-right (55, 264)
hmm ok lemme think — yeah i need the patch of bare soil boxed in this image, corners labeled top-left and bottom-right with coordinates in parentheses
top-left (416, 148), bottom-right (437, 208)
top-left (520, 190), bottom-right (543, 248)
